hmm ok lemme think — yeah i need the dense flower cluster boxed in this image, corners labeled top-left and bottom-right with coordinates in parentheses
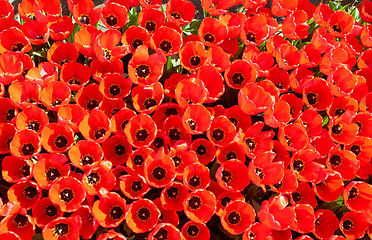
top-left (0, 0), bottom-right (372, 239)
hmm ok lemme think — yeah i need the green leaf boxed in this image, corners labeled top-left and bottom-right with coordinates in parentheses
top-left (322, 114), bottom-right (329, 127)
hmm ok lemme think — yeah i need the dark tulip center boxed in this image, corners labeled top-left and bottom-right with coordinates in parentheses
top-left (245, 138), bottom-right (256, 151)
top-left (152, 166), bottom-right (167, 181)
top-left (335, 108), bottom-right (345, 117)
top-left (103, 49), bottom-right (112, 60)
top-left (60, 188), bottom-right (74, 203)
top-left (12, 42), bottom-right (25, 52)
top-left (81, 155), bottom-right (94, 166)
top-left (109, 84), bottom-right (121, 96)
top-left (159, 40), bottom-right (172, 53)
top-left (221, 196), bottom-right (231, 207)
top-left (154, 228), bottom-right (168, 240)
top-left (55, 135), bottom-right (68, 149)
top-left (212, 128), bottom-right (225, 141)
top-left (46, 168), bottom-right (61, 182)
top-left (166, 186), bottom-right (179, 199)
top-left (52, 98), bottom-right (62, 106)
top-left (54, 223), bottom-right (69, 237)
top-left (5, 108), bottom-right (16, 121)
top-left (152, 137), bottom-right (164, 149)
top-left (133, 155), bottom-right (145, 166)
top-left (136, 64), bottom-right (151, 78)
top-left (188, 196), bottom-right (202, 210)
top-left (254, 167), bottom-right (264, 180)
top-left (187, 225), bottom-right (199, 237)
top-left (292, 192), bottom-right (302, 203)
top-left (137, 207), bottom-right (151, 221)
top-left (145, 21), bottom-right (157, 32)
top-left (45, 204), bottom-right (58, 217)
top-left (79, 15), bottom-right (90, 25)
top-left (165, 108), bottom-right (178, 116)
top-left (21, 143), bottom-right (36, 156)
top-left (330, 154), bottom-right (342, 167)
top-left (86, 99), bottom-right (99, 110)
top-left (172, 155), bottom-right (182, 168)
top-left (189, 175), bottom-right (201, 188)
top-left (227, 211), bottom-right (241, 225)
top-left (196, 145), bottom-right (206, 156)
top-left (332, 24), bottom-right (342, 33)
top-left (226, 151), bottom-right (237, 160)
top-left (189, 56), bottom-right (201, 67)
top-left (231, 72), bottom-right (245, 85)
top-left (307, 92), bottom-right (318, 105)
top-left (203, 33), bottom-right (215, 43)
top-left (293, 159), bottom-right (304, 172)
top-left (246, 31), bottom-right (256, 43)
top-left (331, 124), bottom-right (343, 135)
top-left (348, 186), bottom-right (359, 200)
top-left (342, 219), bottom-right (354, 231)
top-left (170, 12), bottom-right (181, 19)
top-left (94, 128), bottom-right (106, 140)
top-left (221, 169), bottom-right (233, 183)
top-left (106, 14), bottom-right (118, 26)
top-left (132, 38), bottom-right (143, 49)
top-left (114, 144), bottom-right (126, 156)
top-left (20, 164), bottom-right (31, 177)
top-left (27, 120), bottom-right (40, 132)
top-left (13, 214), bottom-right (28, 227)
top-left (143, 98), bottom-right (157, 109)
top-left (350, 144), bottom-right (362, 156)
top-left (110, 206), bottom-right (124, 220)
top-left (135, 129), bottom-right (149, 142)
top-left (86, 172), bottom-right (100, 185)
top-left (131, 180), bottom-right (142, 192)
top-left (168, 127), bottom-right (181, 141)
top-left (24, 185), bottom-right (38, 199)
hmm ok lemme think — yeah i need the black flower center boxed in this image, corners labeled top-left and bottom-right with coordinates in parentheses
top-left (79, 15), bottom-right (90, 25)
top-left (132, 39), bottom-right (143, 49)
top-left (20, 164), bottom-right (30, 177)
top-left (221, 196), bottom-right (231, 207)
top-left (212, 128), bottom-right (225, 141)
top-left (188, 196), bottom-right (202, 210)
top-left (133, 155), bottom-right (145, 166)
top-left (106, 14), bottom-right (118, 26)
top-left (121, 120), bottom-right (130, 130)
top-left (55, 135), bottom-right (68, 149)
top-left (187, 225), bottom-right (199, 237)
top-left (227, 211), bottom-right (241, 225)
top-left (348, 186), bottom-right (359, 200)
top-left (52, 98), bottom-right (62, 106)
top-left (246, 31), bottom-right (256, 43)
top-left (24, 185), bottom-right (38, 199)
top-left (45, 204), bottom-right (58, 217)
top-left (331, 124), bottom-right (343, 135)
top-left (5, 108), bottom-right (16, 121)
top-left (307, 92), bottom-right (318, 105)
top-left (332, 24), bottom-right (342, 33)
top-left (137, 207), bottom-right (151, 221)
top-left (165, 108), bottom-right (178, 117)
top-left (114, 144), bottom-right (126, 156)
top-left (152, 137), bottom-right (164, 149)
top-left (254, 167), bottom-right (264, 180)
top-left (159, 40), bottom-right (172, 53)
top-left (187, 119), bottom-right (197, 130)
top-left (136, 64), bottom-right (151, 79)
top-left (168, 128), bottom-right (181, 141)
top-left (342, 219), bottom-right (354, 231)
top-left (231, 72), bottom-right (245, 85)
top-left (188, 175), bottom-right (201, 188)
top-left (86, 99), bottom-right (99, 110)
top-left (12, 42), bottom-right (25, 52)
top-left (46, 168), bottom-right (61, 182)
top-left (144, 98), bottom-right (157, 109)
top-left (81, 155), bottom-right (94, 166)
top-left (103, 49), bottom-right (112, 60)
top-left (60, 188), bottom-right (74, 203)
top-left (86, 172), bottom-right (100, 185)
top-left (189, 56), bottom-right (201, 67)
top-left (293, 159), bottom-right (304, 172)
top-left (172, 155), bottom-right (182, 168)
top-left (196, 145), bottom-right (206, 156)
top-left (13, 214), bottom-right (28, 227)
top-left (21, 143), bottom-right (36, 156)
top-left (330, 154), bottom-right (342, 167)
top-left (135, 129), bottom-right (149, 142)
top-left (292, 192), bottom-right (302, 203)
top-left (54, 223), bottom-right (69, 237)
top-left (145, 21), bottom-right (157, 32)
top-left (350, 144), bottom-right (362, 156)
top-left (109, 84), bottom-right (121, 96)
top-left (27, 120), bottom-right (40, 132)
top-left (154, 228), bottom-right (168, 240)
top-left (110, 206), bottom-right (124, 220)
top-left (335, 108), bottom-right (345, 117)
top-left (68, 78), bottom-right (81, 85)
top-left (245, 138), bottom-right (256, 151)
top-left (203, 33), bottom-right (215, 43)
top-left (152, 166), bottom-right (167, 181)
top-left (170, 12), bottom-right (181, 19)
top-left (94, 128), bottom-right (106, 140)
top-left (226, 151), bottom-right (237, 160)
top-left (131, 180), bottom-right (142, 192)
top-left (166, 186), bottom-right (179, 199)
top-left (221, 169), bottom-right (233, 183)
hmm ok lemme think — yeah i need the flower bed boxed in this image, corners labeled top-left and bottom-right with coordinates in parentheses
top-left (0, 0), bottom-right (372, 239)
